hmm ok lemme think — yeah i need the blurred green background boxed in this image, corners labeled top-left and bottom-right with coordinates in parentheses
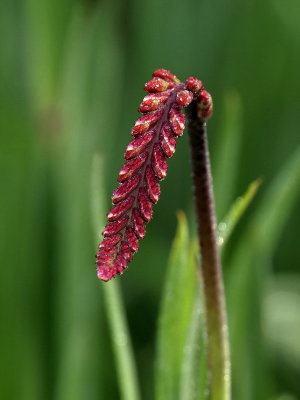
top-left (1, 1), bottom-right (300, 399)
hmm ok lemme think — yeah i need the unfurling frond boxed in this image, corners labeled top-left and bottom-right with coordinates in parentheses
top-left (96, 69), bottom-right (212, 281)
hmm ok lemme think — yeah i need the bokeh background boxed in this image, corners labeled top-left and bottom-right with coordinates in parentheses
top-left (1, 1), bottom-right (300, 399)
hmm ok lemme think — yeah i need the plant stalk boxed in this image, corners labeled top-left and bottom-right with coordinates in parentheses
top-left (187, 102), bottom-right (231, 400)
top-left (103, 281), bottom-right (141, 400)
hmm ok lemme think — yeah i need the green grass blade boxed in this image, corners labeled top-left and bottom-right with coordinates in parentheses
top-left (249, 149), bottom-right (300, 251)
top-left (264, 273), bottom-right (300, 399)
top-left (179, 253), bottom-right (208, 400)
top-left (264, 274), bottom-right (300, 370)
top-left (156, 212), bottom-right (198, 400)
top-left (217, 179), bottom-right (262, 246)
top-left (91, 154), bottom-right (141, 400)
top-left (213, 90), bottom-right (243, 220)
top-left (102, 281), bottom-right (141, 400)
top-left (227, 146), bottom-right (300, 400)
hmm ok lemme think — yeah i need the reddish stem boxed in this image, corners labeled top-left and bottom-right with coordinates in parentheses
top-left (187, 102), bottom-right (231, 400)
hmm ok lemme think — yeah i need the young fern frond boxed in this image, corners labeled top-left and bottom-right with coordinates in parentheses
top-left (96, 69), bottom-right (212, 281)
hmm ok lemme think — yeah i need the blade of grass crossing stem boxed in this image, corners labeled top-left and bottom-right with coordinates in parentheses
top-left (179, 241), bottom-right (208, 400)
top-left (217, 179), bottom-right (262, 246)
top-left (156, 212), bottom-right (198, 400)
top-left (227, 146), bottom-right (300, 400)
top-left (91, 154), bottom-right (141, 400)
top-left (213, 90), bottom-right (243, 220)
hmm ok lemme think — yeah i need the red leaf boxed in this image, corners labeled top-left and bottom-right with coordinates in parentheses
top-left (144, 78), bottom-right (175, 93)
top-left (169, 104), bottom-right (185, 136)
top-left (125, 227), bottom-right (139, 252)
top-left (152, 69), bottom-right (179, 83)
top-left (112, 174), bottom-right (141, 203)
top-left (176, 90), bottom-right (193, 107)
top-left (160, 122), bottom-right (176, 158)
top-left (152, 144), bottom-right (168, 180)
top-left (118, 152), bottom-right (148, 182)
top-left (139, 92), bottom-right (170, 113)
top-left (125, 130), bottom-right (154, 160)
top-left (107, 197), bottom-right (135, 221)
top-left (99, 233), bottom-right (122, 248)
top-left (131, 109), bottom-right (163, 136)
top-left (138, 188), bottom-right (153, 222)
top-left (145, 166), bottom-right (160, 203)
top-left (103, 215), bottom-right (129, 237)
top-left (132, 208), bottom-right (146, 239)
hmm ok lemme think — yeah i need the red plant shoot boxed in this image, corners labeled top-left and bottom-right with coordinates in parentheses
top-left (96, 69), bottom-right (213, 281)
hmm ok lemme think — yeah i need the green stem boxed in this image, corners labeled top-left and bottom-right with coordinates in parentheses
top-left (103, 281), bottom-right (141, 400)
top-left (187, 103), bottom-right (231, 400)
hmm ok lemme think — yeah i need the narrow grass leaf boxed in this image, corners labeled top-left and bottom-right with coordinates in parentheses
top-left (227, 146), bottom-right (300, 400)
top-left (217, 178), bottom-right (262, 246)
top-left (264, 275), bottom-right (300, 369)
top-left (156, 212), bottom-right (197, 400)
top-left (213, 90), bottom-right (243, 219)
top-left (179, 242), bottom-right (208, 400)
